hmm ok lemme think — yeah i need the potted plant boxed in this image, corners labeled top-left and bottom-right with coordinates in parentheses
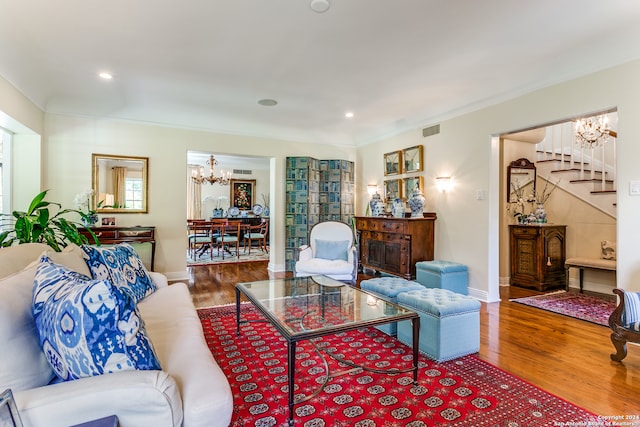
top-left (0, 190), bottom-right (97, 251)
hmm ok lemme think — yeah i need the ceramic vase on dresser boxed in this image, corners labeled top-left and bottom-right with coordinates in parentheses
top-left (369, 193), bottom-right (385, 217)
top-left (408, 187), bottom-right (425, 218)
top-left (392, 198), bottom-right (405, 218)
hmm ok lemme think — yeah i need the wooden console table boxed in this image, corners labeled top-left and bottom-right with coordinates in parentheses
top-left (355, 214), bottom-right (437, 280)
top-left (509, 224), bottom-right (566, 291)
top-left (79, 226), bottom-right (156, 270)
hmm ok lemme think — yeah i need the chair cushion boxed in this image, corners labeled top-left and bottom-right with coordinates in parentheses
top-left (623, 291), bottom-right (640, 324)
top-left (626, 321), bottom-right (640, 332)
top-left (32, 256), bottom-right (162, 381)
top-left (314, 239), bottom-right (349, 261)
top-left (81, 243), bottom-right (157, 303)
top-left (217, 236), bottom-right (239, 243)
top-left (295, 258), bottom-right (354, 275)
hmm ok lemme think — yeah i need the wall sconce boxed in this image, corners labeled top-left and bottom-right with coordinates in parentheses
top-left (436, 176), bottom-right (452, 192)
top-left (367, 184), bottom-right (378, 196)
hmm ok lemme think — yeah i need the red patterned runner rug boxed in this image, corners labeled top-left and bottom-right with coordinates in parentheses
top-left (198, 304), bottom-right (603, 426)
top-left (511, 290), bottom-right (615, 326)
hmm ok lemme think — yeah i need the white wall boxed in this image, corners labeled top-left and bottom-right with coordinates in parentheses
top-left (358, 60), bottom-right (640, 300)
top-left (43, 113), bottom-right (356, 279)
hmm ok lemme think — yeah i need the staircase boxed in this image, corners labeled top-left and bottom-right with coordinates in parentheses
top-left (534, 121), bottom-right (617, 219)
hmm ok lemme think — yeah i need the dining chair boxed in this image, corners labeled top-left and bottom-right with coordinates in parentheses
top-left (243, 219), bottom-right (269, 255)
top-left (213, 221), bottom-right (241, 260)
top-left (187, 220), bottom-right (211, 259)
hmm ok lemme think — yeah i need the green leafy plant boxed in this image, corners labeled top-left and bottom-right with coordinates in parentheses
top-left (0, 190), bottom-right (97, 251)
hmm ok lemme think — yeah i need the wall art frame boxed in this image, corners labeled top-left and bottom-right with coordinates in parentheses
top-left (230, 179), bottom-right (256, 210)
top-left (403, 145), bottom-right (424, 173)
top-left (383, 150), bottom-right (402, 176)
top-left (403, 176), bottom-right (424, 200)
top-left (384, 179), bottom-right (403, 201)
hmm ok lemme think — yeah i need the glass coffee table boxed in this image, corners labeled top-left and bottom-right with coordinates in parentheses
top-left (235, 275), bottom-right (420, 426)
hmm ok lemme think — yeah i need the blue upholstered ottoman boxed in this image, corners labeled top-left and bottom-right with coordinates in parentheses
top-left (360, 277), bottom-right (425, 335)
top-left (415, 260), bottom-right (469, 295)
top-left (397, 288), bottom-right (481, 362)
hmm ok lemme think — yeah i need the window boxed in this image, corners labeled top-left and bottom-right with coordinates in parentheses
top-left (125, 178), bottom-right (143, 209)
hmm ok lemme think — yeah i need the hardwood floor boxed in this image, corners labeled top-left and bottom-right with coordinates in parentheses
top-left (183, 261), bottom-right (640, 417)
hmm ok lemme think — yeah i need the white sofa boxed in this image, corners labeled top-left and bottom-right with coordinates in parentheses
top-left (0, 243), bottom-right (233, 427)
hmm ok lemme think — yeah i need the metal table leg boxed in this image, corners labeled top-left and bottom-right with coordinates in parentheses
top-left (288, 341), bottom-right (296, 426)
top-left (412, 316), bottom-right (420, 384)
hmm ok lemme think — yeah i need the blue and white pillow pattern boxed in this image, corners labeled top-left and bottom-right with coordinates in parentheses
top-left (623, 290), bottom-right (640, 326)
top-left (81, 243), bottom-right (156, 303)
top-left (32, 255), bottom-right (161, 381)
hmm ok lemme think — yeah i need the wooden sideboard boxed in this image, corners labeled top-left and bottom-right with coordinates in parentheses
top-left (79, 226), bottom-right (156, 270)
top-left (355, 214), bottom-right (437, 280)
top-left (509, 224), bottom-right (566, 291)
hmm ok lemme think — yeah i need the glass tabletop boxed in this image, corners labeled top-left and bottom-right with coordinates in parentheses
top-left (236, 275), bottom-right (417, 341)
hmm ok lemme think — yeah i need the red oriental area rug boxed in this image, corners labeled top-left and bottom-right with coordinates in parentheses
top-left (198, 304), bottom-right (602, 426)
top-left (511, 290), bottom-right (616, 326)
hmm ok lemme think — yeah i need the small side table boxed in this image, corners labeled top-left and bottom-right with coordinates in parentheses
top-left (70, 415), bottom-right (118, 427)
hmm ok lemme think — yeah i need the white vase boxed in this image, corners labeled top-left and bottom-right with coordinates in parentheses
top-left (408, 187), bottom-right (425, 218)
top-left (535, 203), bottom-right (547, 223)
top-left (392, 198), bottom-right (405, 218)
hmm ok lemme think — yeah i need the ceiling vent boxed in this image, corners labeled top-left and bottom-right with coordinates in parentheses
top-left (422, 124), bottom-right (440, 138)
top-left (233, 169), bottom-right (253, 175)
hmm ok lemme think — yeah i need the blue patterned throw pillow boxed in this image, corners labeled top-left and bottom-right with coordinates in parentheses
top-left (32, 255), bottom-right (162, 381)
top-left (623, 291), bottom-right (640, 325)
top-left (81, 243), bottom-right (157, 302)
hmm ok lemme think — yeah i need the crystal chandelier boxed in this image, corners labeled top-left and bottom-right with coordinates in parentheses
top-left (191, 155), bottom-right (231, 185)
top-left (575, 115), bottom-right (611, 148)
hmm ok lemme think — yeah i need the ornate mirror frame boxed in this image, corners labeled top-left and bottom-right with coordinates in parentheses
top-left (92, 153), bottom-right (149, 213)
top-left (384, 150), bottom-right (402, 176)
top-left (384, 179), bottom-right (402, 201)
top-left (506, 158), bottom-right (536, 203)
top-left (403, 145), bottom-right (423, 173)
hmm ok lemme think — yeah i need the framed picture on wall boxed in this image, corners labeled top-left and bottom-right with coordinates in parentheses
top-left (383, 150), bottom-right (402, 176)
top-left (403, 176), bottom-right (424, 200)
top-left (403, 145), bottom-right (423, 173)
top-left (384, 179), bottom-right (402, 201)
top-left (0, 389), bottom-right (23, 427)
top-left (230, 179), bottom-right (256, 210)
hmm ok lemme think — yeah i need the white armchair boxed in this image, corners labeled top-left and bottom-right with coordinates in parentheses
top-left (295, 221), bottom-right (357, 284)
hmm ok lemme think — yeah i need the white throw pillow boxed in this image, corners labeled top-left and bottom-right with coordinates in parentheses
top-left (0, 265), bottom-right (55, 391)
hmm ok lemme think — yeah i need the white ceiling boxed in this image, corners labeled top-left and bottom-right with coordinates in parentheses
top-left (1, 1), bottom-right (639, 146)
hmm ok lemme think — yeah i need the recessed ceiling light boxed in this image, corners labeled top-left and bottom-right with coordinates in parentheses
top-left (98, 72), bottom-right (113, 80)
top-left (258, 99), bottom-right (278, 107)
top-left (345, 112), bottom-right (354, 118)
top-left (310, 0), bottom-right (330, 13)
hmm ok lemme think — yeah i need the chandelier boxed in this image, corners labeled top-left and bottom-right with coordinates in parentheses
top-left (191, 155), bottom-right (231, 185)
top-left (575, 115), bottom-right (611, 148)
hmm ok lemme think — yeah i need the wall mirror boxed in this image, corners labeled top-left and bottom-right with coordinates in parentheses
top-left (92, 153), bottom-right (149, 213)
top-left (384, 150), bottom-right (402, 175)
top-left (507, 158), bottom-right (536, 203)
top-left (403, 176), bottom-right (424, 200)
top-left (403, 145), bottom-right (423, 173)
top-left (384, 179), bottom-right (402, 200)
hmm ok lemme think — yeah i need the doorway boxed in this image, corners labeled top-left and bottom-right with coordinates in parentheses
top-left (186, 151), bottom-right (271, 266)
top-left (498, 112), bottom-right (618, 297)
